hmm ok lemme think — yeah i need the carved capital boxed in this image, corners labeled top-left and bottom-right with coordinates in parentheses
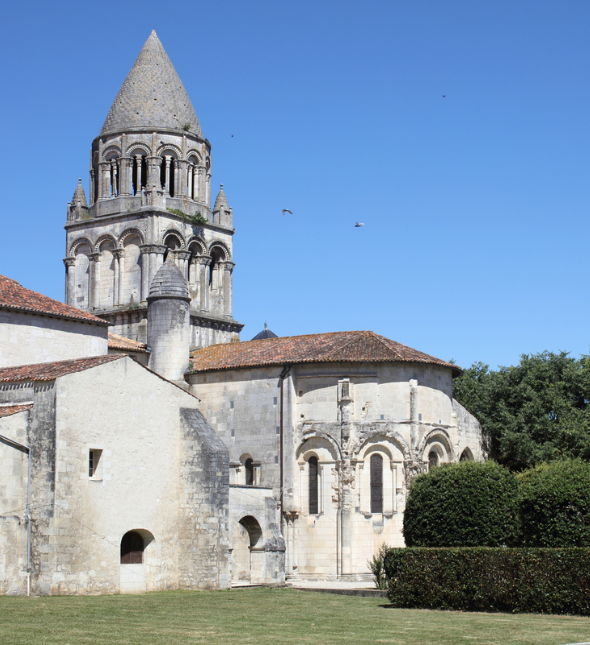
top-left (88, 252), bottom-right (101, 262)
top-left (222, 261), bottom-right (235, 273)
top-left (63, 257), bottom-right (76, 267)
top-left (111, 248), bottom-right (124, 259)
top-left (175, 250), bottom-right (192, 261)
top-left (197, 255), bottom-right (212, 266)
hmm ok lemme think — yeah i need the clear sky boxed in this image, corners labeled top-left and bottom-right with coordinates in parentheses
top-left (1, 0), bottom-right (588, 370)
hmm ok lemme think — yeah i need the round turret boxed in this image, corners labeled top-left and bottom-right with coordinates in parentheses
top-left (147, 257), bottom-right (191, 383)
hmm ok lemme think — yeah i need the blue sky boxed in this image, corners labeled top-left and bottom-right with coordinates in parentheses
top-left (1, 0), bottom-right (588, 369)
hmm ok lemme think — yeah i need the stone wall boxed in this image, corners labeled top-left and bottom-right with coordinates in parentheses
top-left (0, 311), bottom-right (108, 368)
top-left (0, 410), bottom-right (30, 595)
top-left (190, 360), bottom-right (484, 580)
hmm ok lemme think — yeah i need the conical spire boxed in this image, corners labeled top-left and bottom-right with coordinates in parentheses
top-left (213, 184), bottom-right (229, 211)
top-left (71, 179), bottom-right (87, 207)
top-left (148, 255), bottom-right (190, 300)
top-left (101, 31), bottom-right (203, 138)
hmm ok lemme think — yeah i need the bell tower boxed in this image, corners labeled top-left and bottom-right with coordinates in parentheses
top-left (64, 31), bottom-right (242, 347)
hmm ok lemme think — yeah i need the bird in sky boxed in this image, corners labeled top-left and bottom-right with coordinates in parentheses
top-left (355, 221), bottom-right (364, 227)
top-left (283, 209), bottom-right (293, 215)
top-left (231, 134), bottom-right (234, 137)
top-left (442, 95), bottom-right (446, 98)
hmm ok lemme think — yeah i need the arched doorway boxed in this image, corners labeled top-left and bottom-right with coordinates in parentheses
top-left (119, 529), bottom-right (153, 594)
top-left (231, 516), bottom-right (262, 585)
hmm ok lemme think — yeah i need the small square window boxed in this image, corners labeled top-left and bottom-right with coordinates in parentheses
top-left (88, 449), bottom-right (103, 480)
top-left (229, 401), bottom-right (234, 409)
top-left (380, 414), bottom-right (384, 420)
top-left (419, 413), bottom-right (422, 421)
top-left (276, 426), bottom-right (280, 435)
top-left (231, 429), bottom-right (235, 437)
top-left (273, 397), bottom-right (278, 405)
top-left (274, 456), bottom-right (279, 464)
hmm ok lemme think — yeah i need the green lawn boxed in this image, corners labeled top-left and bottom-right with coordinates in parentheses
top-left (0, 587), bottom-right (588, 645)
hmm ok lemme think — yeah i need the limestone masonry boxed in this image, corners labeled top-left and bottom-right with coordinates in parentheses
top-left (0, 31), bottom-right (484, 594)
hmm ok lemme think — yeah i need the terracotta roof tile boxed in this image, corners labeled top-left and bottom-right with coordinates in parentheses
top-left (0, 275), bottom-right (108, 325)
top-left (0, 404), bottom-right (33, 418)
top-left (0, 355), bottom-right (123, 383)
top-left (108, 332), bottom-right (148, 353)
top-left (189, 331), bottom-right (460, 374)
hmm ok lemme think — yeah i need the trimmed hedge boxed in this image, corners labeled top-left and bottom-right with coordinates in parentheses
top-left (385, 547), bottom-right (590, 615)
top-left (519, 460), bottom-right (590, 547)
top-left (403, 461), bottom-right (519, 547)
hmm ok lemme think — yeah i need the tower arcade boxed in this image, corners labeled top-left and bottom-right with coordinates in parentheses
top-left (64, 31), bottom-right (242, 347)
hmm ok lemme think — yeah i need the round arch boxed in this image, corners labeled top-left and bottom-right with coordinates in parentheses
top-left (69, 237), bottom-right (93, 257)
top-left (118, 228), bottom-right (145, 248)
top-left (94, 234), bottom-right (117, 252)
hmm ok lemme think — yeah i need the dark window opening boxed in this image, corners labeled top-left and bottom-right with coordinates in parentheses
top-left (309, 456), bottom-right (319, 515)
top-left (160, 157), bottom-right (176, 197)
top-left (370, 453), bottom-right (383, 514)
top-left (245, 458), bottom-right (254, 486)
top-left (132, 156), bottom-right (148, 196)
top-left (88, 449), bottom-right (102, 478)
top-left (121, 531), bottom-right (144, 564)
top-left (428, 451), bottom-right (439, 470)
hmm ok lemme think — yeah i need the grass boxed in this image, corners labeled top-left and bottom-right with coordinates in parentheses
top-left (0, 587), bottom-right (589, 645)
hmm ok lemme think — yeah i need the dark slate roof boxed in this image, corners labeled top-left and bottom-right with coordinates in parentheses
top-left (71, 179), bottom-right (87, 207)
top-left (251, 323), bottom-right (278, 341)
top-left (0, 355), bottom-right (123, 383)
top-left (101, 31), bottom-right (203, 138)
top-left (108, 332), bottom-right (148, 353)
top-left (189, 330), bottom-right (460, 374)
top-left (0, 275), bottom-right (108, 325)
top-left (148, 256), bottom-right (190, 300)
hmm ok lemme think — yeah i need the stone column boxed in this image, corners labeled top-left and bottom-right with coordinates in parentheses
top-left (206, 172), bottom-right (211, 207)
top-left (163, 156), bottom-right (172, 195)
top-left (140, 245), bottom-right (151, 302)
top-left (175, 250), bottom-right (192, 281)
top-left (409, 379), bottom-right (419, 456)
top-left (198, 255), bottom-right (211, 311)
top-left (153, 245), bottom-right (166, 280)
top-left (222, 261), bottom-right (234, 317)
top-left (63, 257), bottom-right (76, 305)
top-left (99, 162), bottom-right (110, 199)
top-left (88, 252), bottom-right (100, 309)
top-left (134, 156), bottom-right (142, 195)
top-left (187, 163), bottom-right (194, 199)
top-left (196, 166), bottom-right (204, 202)
top-left (112, 248), bottom-right (124, 306)
top-left (89, 169), bottom-right (95, 206)
top-left (177, 160), bottom-right (188, 197)
top-left (147, 156), bottom-right (161, 189)
top-left (119, 157), bottom-right (132, 195)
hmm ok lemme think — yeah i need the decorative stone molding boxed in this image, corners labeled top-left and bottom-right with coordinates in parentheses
top-left (118, 227), bottom-right (145, 247)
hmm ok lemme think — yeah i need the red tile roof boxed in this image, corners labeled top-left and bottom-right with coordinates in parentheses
top-left (0, 275), bottom-right (108, 325)
top-left (108, 332), bottom-right (148, 353)
top-left (189, 331), bottom-right (460, 374)
top-left (0, 404), bottom-right (33, 418)
top-left (0, 355), bottom-right (123, 383)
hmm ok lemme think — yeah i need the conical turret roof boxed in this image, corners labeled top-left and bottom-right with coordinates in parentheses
top-left (71, 179), bottom-right (87, 207)
top-left (213, 184), bottom-right (229, 211)
top-left (101, 31), bottom-right (203, 138)
top-left (148, 256), bottom-right (190, 300)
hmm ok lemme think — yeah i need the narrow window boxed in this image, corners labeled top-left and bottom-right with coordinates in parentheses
top-left (120, 531), bottom-right (144, 564)
top-left (309, 456), bottom-right (319, 515)
top-left (245, 458), bottom-right (254, 486)
top-left (370, 453), bottom-right (383, 514)
top-left (88, 449), bottom-right (102, 479)
top-left (428, 451), bottom-right (439, 470)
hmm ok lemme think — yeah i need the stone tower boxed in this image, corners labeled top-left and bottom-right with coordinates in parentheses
top-left (147, 256), bottom-right (191, 382)
top-left (63, 31), bottom-right (242, 347)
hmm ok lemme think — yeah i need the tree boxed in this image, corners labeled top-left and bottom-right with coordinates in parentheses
top-left (454, 351), bottom-right (590, 471)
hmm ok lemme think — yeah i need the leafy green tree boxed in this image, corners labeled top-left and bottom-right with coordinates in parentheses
top-left (454, 352), bottom-right (590, 471)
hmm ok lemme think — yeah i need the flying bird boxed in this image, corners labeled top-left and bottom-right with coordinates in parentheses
top-left (283, 209), bottom-right (293, 215)
top-left (355, 221), bottom-right (364, 227)
top-left (442, 95), bottom-right (446, 98)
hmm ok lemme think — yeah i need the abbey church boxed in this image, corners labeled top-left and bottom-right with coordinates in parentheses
top-left (0, 32), bottom-right (483, 595)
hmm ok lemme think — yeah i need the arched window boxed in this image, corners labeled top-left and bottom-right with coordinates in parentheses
top-left (428, 450), bottom-right (439, 470)
top-left (245, 458), bottom-right (254, 486)
top-left (160, 155), bottom-right (176, 197)
top-left (370, 453), bottom-right (383, 514)
top-left (120, 531), bottom-right (144, 564)
top-left (308, 456), bottom-right (319, 515)
top-left (460, 448), bottom-right (473, 462)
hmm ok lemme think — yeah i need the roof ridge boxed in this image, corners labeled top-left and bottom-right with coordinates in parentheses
top-left (363, 330), bottom-right (403, 360)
